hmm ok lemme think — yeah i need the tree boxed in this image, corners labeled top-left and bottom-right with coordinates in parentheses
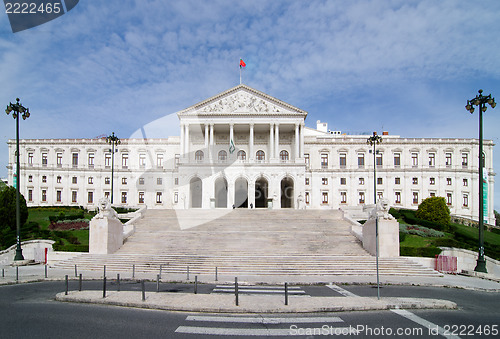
top-left (0, 186), bottom-right (28, 232)
top-left (495, 210), bottom-right (500, 227)
top-left (416, 196), bottom-right (450, 226)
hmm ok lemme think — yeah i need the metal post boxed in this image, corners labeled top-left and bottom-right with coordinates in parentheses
top-left (2, 268), bottom-right (4, 278)
top-left (44, 265), bottom-right (47, 278)
top-left (14, 112), bottom-right (23, 260)
top-left (141, 280), bottom-right (146, 301)
top-left (194, 276), bottom-right (198, 294)
top-left (159, 264), bottom-right (162, 279)
top-left (187, 266), bottom-right (190, 280)
top-left (65, 275), bottom-right (68, 295)
top-left (215, 267), bottom-right (218, 281)
top-left (79, 274), bottom-right (82, 291)
top-left (235, 277), bottom-right (239, 306)
top-left (117, 274), bottom-right (120, 292)
top-left (132, 264), bottom-right (135, 279)
top-left (156, 274), bottom-right (160, 292)
top-left (368, 132), bottom-right (381, 300)
top-left (103, 277), bottom-right (107, 298)
top-left (16, 266), bottom-right (18, 282)
top-left (103, 265), bottom-right (106, 278)
top-left (74, 264), bottom-right (78, 277)
top-left (284, 282), bottom-right (288, 305)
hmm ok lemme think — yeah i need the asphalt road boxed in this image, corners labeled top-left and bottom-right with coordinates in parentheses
top-left (1, 281), bottom-right (499, 338)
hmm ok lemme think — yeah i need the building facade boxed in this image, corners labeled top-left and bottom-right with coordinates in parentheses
top-left (7, 85), bottom-right (496, 223)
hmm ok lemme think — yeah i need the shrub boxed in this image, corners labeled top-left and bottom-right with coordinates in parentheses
top-left (416, 197), bottom-right (450, 226)
top-left (0, 186), bottom-right (29, 232)
top-left (400, 246), bottom-right (442, 257)
top-left (389, 208), bottom-right (402, 220)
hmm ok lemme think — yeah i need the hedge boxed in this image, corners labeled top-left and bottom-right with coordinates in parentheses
top-left (400, 246), bottom-right (442, 257)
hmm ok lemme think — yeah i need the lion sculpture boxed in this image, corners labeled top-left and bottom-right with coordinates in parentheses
top-left (369, 198), bottom-right (394, 220)
top-left (95, 198), bottom-right (118, 219)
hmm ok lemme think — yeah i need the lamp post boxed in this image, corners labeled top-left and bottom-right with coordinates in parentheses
top-left (367, 131), bottom-right (382, 299)
top-left (465, 89), bottom-right (496, 273)
top-left (106, 132), bottom-right (120, 204)
top-left (5, 98), bottom-right (30, 261)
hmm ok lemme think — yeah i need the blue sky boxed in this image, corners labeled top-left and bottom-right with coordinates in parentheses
top-left (1, 0), bottom-right (499, 209)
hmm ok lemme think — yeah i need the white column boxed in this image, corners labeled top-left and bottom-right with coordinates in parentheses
top-left (229, 123), bottom-right (234, 157)
top-left (295, 123), bottom-right (300, 160)
top-left (180, 123), bottom-right (185, 158)
top-left (209, 123), bottom-right (214, 159)
top-left (204, 124), bottom-right (209, 148)
top-left (269, 123), bottom-right (274, 160)
top-left (300, 123), bottom-right (305, 158)
top-left (185, 124), bottom-right (190, 157)
top-left (249, 123), bottom-right (254, 160)
top-left (275, 123), bottom-right (280, 160)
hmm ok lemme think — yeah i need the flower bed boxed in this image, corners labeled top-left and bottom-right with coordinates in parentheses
top-left (49, 219), bottom-right (89, 231)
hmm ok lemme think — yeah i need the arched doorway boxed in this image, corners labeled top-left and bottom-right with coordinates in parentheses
top-left (281, 177), bottom-right (294, 208)
top-left (215, 177), bottom-right (228, 208)
top-left (255, 177), bottom-right (268, 208)
top-left (234, 177), bottom-right (248, 208)
top-left (190, 177), bottom-right (202, 208)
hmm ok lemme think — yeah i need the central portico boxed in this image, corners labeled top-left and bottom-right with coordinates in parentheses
top-left (176, 84), bottom-right (307, 209)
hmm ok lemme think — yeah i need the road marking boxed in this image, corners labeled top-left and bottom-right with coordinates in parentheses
top-left (213, 285), bottom-right (307, 295)
top-left (186, 315), bottom-right (344, 324)
top-left (326, 283), bottom-right (359, 297)
top-left (175, 326), bottom-right (357, 336)
top-left (391, 309), bottom-right (461, 339)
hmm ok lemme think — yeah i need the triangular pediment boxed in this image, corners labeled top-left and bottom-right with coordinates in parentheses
top-left (177, 84), bottom-right (307, 118)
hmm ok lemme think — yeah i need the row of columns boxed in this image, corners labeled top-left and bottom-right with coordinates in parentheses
top-left (180, 122), bottom-right (305, 160)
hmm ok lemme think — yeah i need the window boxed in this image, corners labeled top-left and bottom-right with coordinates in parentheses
top-left (195, 150), bottom-right (204, 162)
top-left (157, 154), bottom-right (163, 168)
top-left (446, 193), bottom-right (452, 206)
top-left (412, 177), bottom-right (418, 185)
top-left (395, 177), bottom-right (400, 185)
top-left (105, 154), bottom-right (111, 168)
top-left (72, 176), bottom-right (77, 184)
top-left (376, 153), bottom-right (382, 167)
top-left (42, 153), bottom-right (48, 166)
top-left (305, 192), bottom-right (310, 204)
top-left (394, 153), bottom-right (401, 167)
top-left (462, 153), bottom-right (468, 168)
top-left (139, 154), bottom-right (146, 167)
top-left (322, 177), bottom-right (328, 185)
top-left (122, 154), bottom-right (128, 168)
top-left (105, 177), bottom-right (110, 185)
top-left (28, 175), bottom-right (32, 182)
top-left (104, 191), bottom-right (110, 199)
top-left (88, 153), bottom-right (94, 168)
top-left (72, 191), bottom-right (77, 203)
top-left (359, 192), bottom-right (365, 204)
top-left (358, 153), bottom-right (365, 168)
top-left (174, 177), bottom-right (179, 185)
top-left (412, 192), bottom-right (419, 204)
top-left (304, 154), bottom-right (310, 168)
top-left (321, 153), bottom-right (328, 169)
top-left (42, 189), bottom-right (47, 202)
top-left (56, 190), bottom-right (61, 202)
top-left (175, 154), bottom-right (180, 168)
top-left (218, 150), bottom-right (227, 162)
top-left (42, 175), bottom-right (47, 183)
top-left (121, 192), bottom-right (127, 204)
top-left (28, 152), bottom-right (33, 165)
top-left (340, 192), bottom-right (347, 204)
top-left (322, 192), bottom-right (329, 204)
top-left (174, 192), bottom-right (178, 204)
top-left (430, 177), bottom-right (435, 185)
top-left (339, 154), bottom-right (347, 168)
top-left (447, 178), bottom-right (452, 185)
top-left (359, 177), bottom-right (365, 185)
top-left (411, 153), bottom-right (418, 167)
top-left (305, 178), bottom-right (310, 185)
top-left (463, 194), bottom-right (469, 207)
top-left (237, 150), bottom-right (246, 161)
top-left (138, 192), bottom-right (145, 204)
top-left (88, 191), bottom-right (94, 204)
top-left (139, 178), bottom-right (145, 185)
top-left (429, 192), bottom-right (436, 197)
top-left (28, 189), bottom-right (33, 202)
top-left (57, 176), bottom-right (61, 183)
top-left (88, 177), bottom-right (93, 184)
top-left (377, 192), bottom-right (383, 200)
top-left (395, 192), bottom-right (401, 204)
top-left (57, 153), bottom-right (63, 167)
top-left (429, 153), bottom-right (435, 167)
top-left (157, 177), bottom-right (162, 185)
top-left (377, 178), bottom-right (383, 185)
top-left (340, 178), bottom-right (346, 185)
top-left (256, 150), bottom-right (265, 161)
top-left (279, 150), bottom-right (289, 162)
top-left (122, 177), bottom-right (127, 185)
top-left (445, 153), bottom-right (452, 167)
top-left (463, 178), bottom-right (468, 186)
top-left (72, 153), bottom-right (78, 167)
top-left (482, 153), bottom-right (485, 168)
top-left (156, 192), bottom-right (162, 204)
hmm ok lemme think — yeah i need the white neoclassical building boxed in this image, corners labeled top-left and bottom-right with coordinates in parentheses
top-left (6, 84), bottom-right (496, 223)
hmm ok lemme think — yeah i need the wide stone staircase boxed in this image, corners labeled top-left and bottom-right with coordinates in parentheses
top-left (53, 209), bottom-right (441, 277)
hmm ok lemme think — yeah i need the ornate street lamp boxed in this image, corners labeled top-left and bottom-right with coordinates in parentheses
top-left (106, 132), bottom-right (120, 204)
top-left (367, 131), bottom-right (382, 299)
top-left (5, 98), bottom-right (30, 261)
top-left (466, 89), bottom-right (496, 273)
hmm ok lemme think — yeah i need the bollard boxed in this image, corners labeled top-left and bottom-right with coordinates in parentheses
top-left (215, 267), bottom-right (218, 281)
top-left (194, 276), bottom-right (198, 294)
top-left (117, 274), bottom-right (120, 292)
top-left (79, 274), bottom-right (82, 291)
top-left (103, 265), bottom-right (106, 278)
top-left (132, 264), bottom-right (135, 279)
top-left (2, 268), bottom-right (4, 278)
top-left (159, 264), bottom-right (162, 279)
top-left (44, 265), bottom-right (48, 278)
top-left (284, 282), bottom-right (288, 306)
top-left (74, 264), bottom-right (78, 278)
top-left (65, 275), bottom-right (68, 295)
top-left (141, 280), bottom-right (146, 301)
top-left (103, 277), bottom-right (107, 298)
top-left (187, 266), bottom-right (190, 280)
top-left (16, 266), bottom-right (19, 282)
top-left (156, 274), bottom-right (160, 293)
top-left (235, 277), bottom-right (239, 306)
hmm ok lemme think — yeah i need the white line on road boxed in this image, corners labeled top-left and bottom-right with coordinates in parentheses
top-left (185, 315), bottom-right (344, 324)
top-left (212, 289), bottom-right (306, 294)
top-left (391, 309), bottom-right (461, 339)
top-left (175, 326), bottom-right (357, 336)
top-left (326, 283), bottom-right (359, 297)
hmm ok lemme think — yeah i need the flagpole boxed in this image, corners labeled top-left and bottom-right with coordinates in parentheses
top-left (239, 63), bottom-right (242, 85)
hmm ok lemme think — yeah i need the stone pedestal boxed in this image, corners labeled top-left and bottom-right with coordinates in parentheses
top-left (362, 218), bottom-right (400, 257)
top-left (89, 217), bottom-right (123, 254)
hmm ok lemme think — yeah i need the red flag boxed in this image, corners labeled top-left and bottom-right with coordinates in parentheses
top-left (240, 59), bottom-right (246, 68)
